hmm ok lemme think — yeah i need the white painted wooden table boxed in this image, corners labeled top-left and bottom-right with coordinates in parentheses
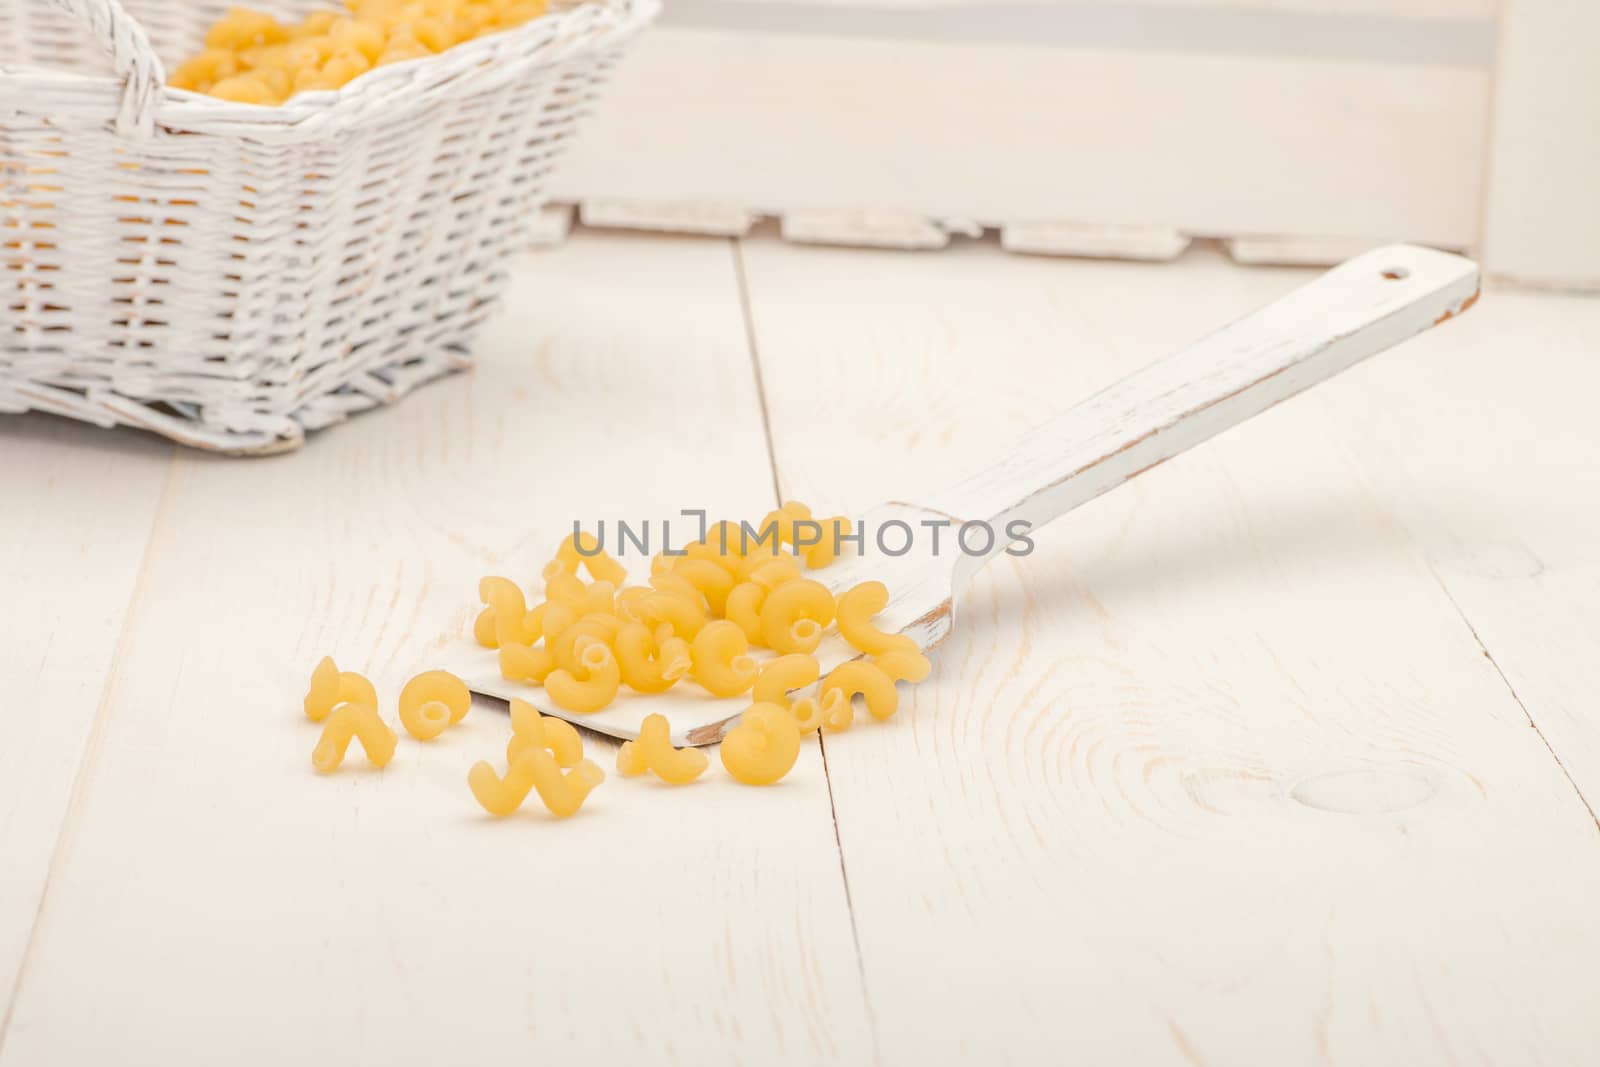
top-left (2, 231), bottom-right (1597, 1066)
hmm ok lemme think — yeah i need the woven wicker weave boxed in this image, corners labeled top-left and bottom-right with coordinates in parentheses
top-left (1, 0), bottom-right (656, 452)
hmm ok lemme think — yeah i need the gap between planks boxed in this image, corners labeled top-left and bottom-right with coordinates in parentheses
top-left (730, 235), bottom-right (882, 1061)
top-left (0, 443), bottom-right (179, 1059)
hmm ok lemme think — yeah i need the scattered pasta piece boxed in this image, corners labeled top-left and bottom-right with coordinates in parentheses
top-left (835, 580), bottom-right (917, 656)
top-left (724, 582), bottom-right (767, 646)
top-left (398, 669), bottom-right (470, 740)
top-left (302, 656), bottom-right (378, 723)
top-left (469, 748), bottom-right (605, 818)
top-left (312, 703), bottom-right (397, 772)
top-left (616, 714), bottom-right (709, 785)
top-left (553, 531), bottom-right (628, 585)
top-left (790, 690), bottom-right (845, 736)
top-left (720, 703), bottom-right (802, 785)
top-left (758, 578), bottom-right (836, 655)
top-left (506, 698), bottom-right (583, 768)
top-left (499, 641), bottom-right (554, 684)
top-left (802, 515), bottom-right (853, 569)
top-left (820, 660), bottom-right (900, 728)
top-left (614, 622), bottom-right (691, 694)
top-left (753, 653), bottom-right (821, 707)
top-left (544, 639), bottom-right (622, 713)
top-left (875, 648), bottom-right (933, 685)
top-left (690, 620), bottom-right (758, 698)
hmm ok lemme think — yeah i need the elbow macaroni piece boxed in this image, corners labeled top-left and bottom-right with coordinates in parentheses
top-left (753, 653), bottom-right (821, 707)
top-left (469, 747), bottom-right (605, 818)
top-left (758, 579), bottom-right (836, 655)
top-left (875, 648), bottom-right (932, 684)
top-left (499, 641), bottom-right (555, 684)
top-left (690, 620), bottom-right (758, 698)
top-left (724, 582), bottom-right (767, 646)
top-left (177, 0), bottom-right (553, 104)
top-left (312, 702), bottom-right (398, 772)
top-left (639, 590), bottom-right (706, 640)
top-left (614, 622), bottom-right (691, 694)
top-left (720, 703), bottom-right (802, 785)
top-left (398, 669), bottom-right (470, 740)
top-left (548, 614), bottom-right (622, 675)
top-left (506, 698), bottom-right (583, 768)
top-left (789, 690), bottom-right (846, 735)
top-left (802, 515), bottom-right (852, 569)
top-left (671, 559), bottom-right (735, 617)
top-left (820, 660), bottom-right (900, 728)
top-left (544, 639), bottom-right (622, 713)
top-left (302, 656), bottom-right (379, 722)
top-left (616, 714), bottom-right (709, 785)
top-left (554, 531), bottom-right (628, 585)
top-left (834, 580), bottom-right (917, 656)
top-left (478, 576), bottom-right (539, 648)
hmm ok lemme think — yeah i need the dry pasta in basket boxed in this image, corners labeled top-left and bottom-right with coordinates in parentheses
top-left (172, 0), bottom-right (553, 105)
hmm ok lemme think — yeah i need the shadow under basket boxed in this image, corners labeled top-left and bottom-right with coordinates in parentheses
top-left (1, 0), bottom-right (657, 453)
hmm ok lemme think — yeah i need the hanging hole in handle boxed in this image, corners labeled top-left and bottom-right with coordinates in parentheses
top-left (1380, 267), bottom-right (1410, 280)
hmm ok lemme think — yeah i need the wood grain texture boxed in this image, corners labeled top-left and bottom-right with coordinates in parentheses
top-left (0, 418), bottom-right (172, 1020)
top-left (738, 235), bottom-right (1600, 1065)
top-left (0, 234), bottom-right (870, 1066)
top-left (1313, 282), bottom-right (1600, 813)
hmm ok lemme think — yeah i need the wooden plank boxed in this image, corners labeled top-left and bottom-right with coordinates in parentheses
top-left (0, 419), bottom-right (172, 1021)
top-left (555, 28), bottom-right (1491, 250)
top-left (737, 236), bottom-right (1600, 1063)
top-left (1313, 279), bottom-right (1600, 811)
top-left (0, 234), bottom-right (872, 1065)
top-left (1481, 0), bottom-right (1600, 291)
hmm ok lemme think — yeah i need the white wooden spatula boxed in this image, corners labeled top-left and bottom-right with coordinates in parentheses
top-left (454, 244), bottom-right (1479, 745)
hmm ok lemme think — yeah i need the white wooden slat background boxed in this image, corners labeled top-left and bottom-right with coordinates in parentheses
top-left (2, 229), bottom-right (1597, 1064)
top-left (547, 0), bottom-right (1600, 288)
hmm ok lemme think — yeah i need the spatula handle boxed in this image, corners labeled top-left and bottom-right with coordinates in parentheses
top-left (921, 244), bottom-right (1479, 586)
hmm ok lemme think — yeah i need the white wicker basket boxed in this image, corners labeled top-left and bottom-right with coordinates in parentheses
top-left (1, 0), bottom-right (657, 452)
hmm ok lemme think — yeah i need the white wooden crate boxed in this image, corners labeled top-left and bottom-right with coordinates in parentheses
top-left (545, 0), bottom-right (1600, 290)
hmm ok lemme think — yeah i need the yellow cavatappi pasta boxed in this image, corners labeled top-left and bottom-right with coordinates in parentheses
top-left (544, 638), bottom-right (622, 713)
top-left (552, 530), bottom-right (628, 585)
top-left (802, 515), bottom-right (853, 569)
top-left (302, 656), bottom-right (379, 723)
top-left (614, 622), bottom-right (692, 694)
top-left (758, 578), bottom-right (836, 655)
top-left (499, 640), bottom-right (555, 684)
top-left (819, 660), bottom-right (900, 729)
top-left (312, 702), bottom-right (398, 772)
top-left (638, 590), bottom-right (706, 641)
top-left (468, 747), bottom-right (605, 818)
top-left (790, 691), bottom-right (845, 736)
top-left (690, 620), bottom-right (758, 698)
top-left (875, 648), bottom-right (933, 685)
top-left (548, 613), bottom-right (623, 675)
top-left (724, 582), bottom-right (767, 646)
top-left (752, 653), bottom-right (821, 707)
top-left (834, 580), bottom-right (917, 657)
top-left (669, 559), bottom-right (734, 617)
top-left (616, 714), bottom-right (709, 785)
top-left (398, 669), bottom-right (470, 740)
top-left (506, 698), bottom-right (583, 768)
top-left (720, 703), bottom-right (802, 785)
top-left (174, 0), bottom-right (553, 104)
